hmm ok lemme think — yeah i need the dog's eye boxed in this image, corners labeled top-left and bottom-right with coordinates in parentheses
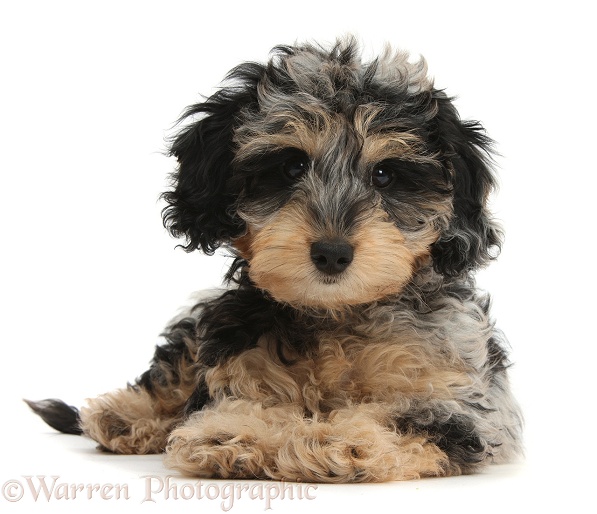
top-left (282, 154), bottom-right (309, 181)
top-left (371, 166), bottom-right (394, 188)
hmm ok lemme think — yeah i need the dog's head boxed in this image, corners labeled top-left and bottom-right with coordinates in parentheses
top-left (162, 38), bottom-right (501, 309)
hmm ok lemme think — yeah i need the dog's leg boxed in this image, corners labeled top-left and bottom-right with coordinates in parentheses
top-left (164, 399), bottom-right (285, 479)
top-left (391, 384), bottom-right (523, 475)
top-left (81, 386), bottom-right (176, 454)
top-left (272, 404), bottom-right (448, 482)
top-left (80, 318), bottom-right (204, 454)
top-left (165, 400), bottom-right (447, 482)
top-left (272, 404), bottom-right (447, 483)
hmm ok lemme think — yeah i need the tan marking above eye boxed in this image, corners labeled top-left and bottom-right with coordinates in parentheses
top-left (234, 104), bottom-right (437, 174)
top-left (361, 132), bottom-right (438, 165)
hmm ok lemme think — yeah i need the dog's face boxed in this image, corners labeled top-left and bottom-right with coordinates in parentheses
top-left (163, 40), bottom-right (501, 309)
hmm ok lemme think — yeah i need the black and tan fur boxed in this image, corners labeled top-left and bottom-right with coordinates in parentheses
top-left (28, 37), bottom-right (522, 483)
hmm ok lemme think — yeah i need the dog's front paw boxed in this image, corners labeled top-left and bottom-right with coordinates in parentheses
top-left (165, 414), bottom-right (274, 479)
top-left (273, 413), bottom-right (447, 483)
top-left (164, 402), bottom-right (448, 483)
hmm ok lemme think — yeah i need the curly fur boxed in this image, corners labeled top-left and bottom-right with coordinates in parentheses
top-left (27, 36), bottom-right (522, 483)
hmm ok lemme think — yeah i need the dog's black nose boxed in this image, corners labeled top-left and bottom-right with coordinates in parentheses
top-left (310, 240), bottom-right (354, 275)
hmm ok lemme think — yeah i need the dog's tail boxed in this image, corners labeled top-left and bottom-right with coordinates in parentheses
top-left (24, 399), bottom-right (83, 435)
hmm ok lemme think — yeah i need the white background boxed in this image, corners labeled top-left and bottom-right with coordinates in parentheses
top-left (1, 0), bottom-right (595, 512)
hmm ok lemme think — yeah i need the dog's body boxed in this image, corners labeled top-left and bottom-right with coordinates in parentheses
top-left (28, 38), bottom-right (522, 482)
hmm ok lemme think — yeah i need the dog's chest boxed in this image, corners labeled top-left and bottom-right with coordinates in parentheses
top-left (204, 328), bottom-right (470, 413)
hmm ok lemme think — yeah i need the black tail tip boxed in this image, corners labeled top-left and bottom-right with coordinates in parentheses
top-left (24, 398), bottom-right (83, 435)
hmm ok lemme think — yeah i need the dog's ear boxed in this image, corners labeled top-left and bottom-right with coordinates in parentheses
top-left (161, 64), bottom-right (263, 253)
top-left (430, 93), bottom-right (503, 276)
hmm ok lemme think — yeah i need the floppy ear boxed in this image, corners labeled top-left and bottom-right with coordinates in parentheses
top-left (161, 64), bottom-right (263, 253)
top-left (430, 93), bottom-right (503, 276)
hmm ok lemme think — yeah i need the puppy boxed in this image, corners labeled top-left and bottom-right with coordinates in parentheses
top-left (28, 37), bottom-right (523, 483)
